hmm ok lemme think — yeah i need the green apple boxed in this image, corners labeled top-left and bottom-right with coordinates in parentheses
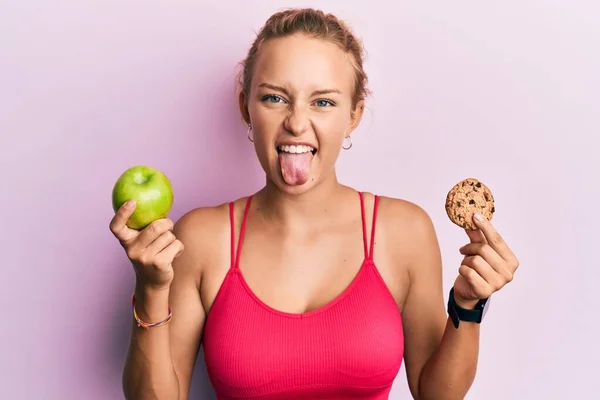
top-left (111, 165), bottom-right (174, 230)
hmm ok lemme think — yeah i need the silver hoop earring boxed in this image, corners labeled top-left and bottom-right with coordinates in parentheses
top-left (247, 124), bottom-right (253, 143)
top-left (342, 136), bottom-right (352, 150)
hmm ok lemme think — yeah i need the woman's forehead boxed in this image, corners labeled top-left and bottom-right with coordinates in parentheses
top-left (252, 35), bottom-right (356, 94)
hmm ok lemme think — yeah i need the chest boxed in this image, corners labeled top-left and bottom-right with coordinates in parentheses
top-left (202, 266), bottom-right (405, 399)
top-left (201, 221), bottom-right (410, 317)
top-left (237, 223), bottom-right (367, 314)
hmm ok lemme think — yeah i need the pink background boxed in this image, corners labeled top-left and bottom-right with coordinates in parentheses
top-left (2, 0), bottom-right (598, 399)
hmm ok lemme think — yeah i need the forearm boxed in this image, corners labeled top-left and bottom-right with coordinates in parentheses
top-left (418, 317), bottom-right (480, 400)
top-left (122, 286), bottom-right (180, 400)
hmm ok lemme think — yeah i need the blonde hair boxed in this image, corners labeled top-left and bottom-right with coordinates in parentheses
top-left (238, 8), bottom-right (370, 108)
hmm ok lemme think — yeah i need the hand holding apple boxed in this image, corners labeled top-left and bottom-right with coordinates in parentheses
top-left (109, 198), bottom-right (184, 291)
top-left (109, 165), bottom-right (182, 291)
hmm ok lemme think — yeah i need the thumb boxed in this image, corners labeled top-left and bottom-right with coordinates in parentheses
top-left (109, 200), bottom-right (138, 242)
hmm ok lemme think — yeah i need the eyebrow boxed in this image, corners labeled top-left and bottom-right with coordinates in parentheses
top-left (257, 83), bottom-right (341, 97)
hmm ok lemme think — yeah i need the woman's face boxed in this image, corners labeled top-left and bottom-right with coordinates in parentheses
top-left (241, 34), bottom-right (364, 194)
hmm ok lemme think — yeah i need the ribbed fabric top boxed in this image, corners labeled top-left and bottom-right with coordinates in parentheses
top-left (202, 192), bottom-right (404, 400)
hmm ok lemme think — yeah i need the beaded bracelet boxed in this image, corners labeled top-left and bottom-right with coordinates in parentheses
top-left (131, 293), bottom-right (172, 329)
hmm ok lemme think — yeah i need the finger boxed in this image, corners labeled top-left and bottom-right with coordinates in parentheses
top-left (146, 231), bottom-right (177, 256)
top-left (135, 218), bottom-right (174, 249)
top-left (458, 265), bottom-right (493, 299)
top-left (472, 213), bottom-right (517, 263)
top-left (461, 255), bottom-right (503, 289)
top-left (154, 240), bottom-right (184, 269)
top-left (459, 242), bottom-right (505, 273)
top-left (465, 227), bottom-right (486, 244)
top-left (109, 200), bottom-right (138, 242)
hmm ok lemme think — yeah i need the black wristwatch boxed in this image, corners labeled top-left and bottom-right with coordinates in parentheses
top-left (447, 288), bottom-right (491, 329)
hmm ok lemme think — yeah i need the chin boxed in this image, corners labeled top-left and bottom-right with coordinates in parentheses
top-left (280, 182), bottom-right (316, 196)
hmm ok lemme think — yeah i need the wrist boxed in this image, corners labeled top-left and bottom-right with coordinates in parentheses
top-left (448, 287), bottom-right (491, 329)
top-left (451, 290), bottom-right (479, 310)
top-left (133, 284), bottom-right (171, 323)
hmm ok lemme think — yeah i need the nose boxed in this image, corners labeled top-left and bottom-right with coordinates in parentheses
top-left (283, 105), bottom-right (309, 136)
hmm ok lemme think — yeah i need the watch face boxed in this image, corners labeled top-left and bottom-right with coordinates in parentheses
top-left (481, 297), bottom-right (491, 320)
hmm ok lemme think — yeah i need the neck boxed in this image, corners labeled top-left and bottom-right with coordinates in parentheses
top-left (255, 170), bottom-right (352, 227)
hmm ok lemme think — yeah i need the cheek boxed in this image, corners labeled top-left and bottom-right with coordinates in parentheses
top-left (252, 132), bottom-right (272, 160)
top-left (248, 109), bottom-right (272, 141)
top-left (316, 112), bottom-right (351, 145)
top-left (249, 104), bottom-right (281, 131)
top-left (249, 121), bottom-right (278, 164)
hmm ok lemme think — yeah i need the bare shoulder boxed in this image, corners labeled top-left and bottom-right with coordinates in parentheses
top-left (377, 196), bottom-right (438, 241)
top-left (171, 200), bottom-right (234, 281)
top-left (376, 195), bottom-right (442, 274)
top-left (174, 202), bottom-right (231, 241)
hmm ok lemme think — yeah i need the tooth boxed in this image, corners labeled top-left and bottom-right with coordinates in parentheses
top-left (278, 144), bottom-right (315, 153)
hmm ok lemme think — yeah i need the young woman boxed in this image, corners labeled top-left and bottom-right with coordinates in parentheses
top-left (110, 8), bottom-right (519, 400)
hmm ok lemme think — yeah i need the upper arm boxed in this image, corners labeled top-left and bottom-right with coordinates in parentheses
top-left (168, 209), bottom-right (212, 399)
top-left (391, 201), bottom-right (447, 398)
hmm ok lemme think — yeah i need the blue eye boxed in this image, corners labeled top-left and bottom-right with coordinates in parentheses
top-left (315, 99), bottom-right (334, 107)
top-left (262, 95), bottom-right (284, 103)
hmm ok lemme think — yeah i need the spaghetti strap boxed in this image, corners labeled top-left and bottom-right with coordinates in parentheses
top-left (229, 202), bottom-right (235, 267)
top-left (232, 196), bottom-right (253, 269)
top-left (369, 195), bottom-right (380, 259)
top-left (359, 192), bottom-right (379, 260)
top-left (358, 192), bottom-right (369, 259)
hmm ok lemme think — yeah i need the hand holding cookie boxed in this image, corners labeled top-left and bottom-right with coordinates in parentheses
top-left (445, 178), bottom-right (520, 308)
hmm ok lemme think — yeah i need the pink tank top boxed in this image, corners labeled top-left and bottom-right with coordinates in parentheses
top-left (202, 192), bottom-right (404, 399)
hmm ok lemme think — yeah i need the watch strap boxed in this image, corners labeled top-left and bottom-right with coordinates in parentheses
top-left (448, 288), bottom-right (489, 328)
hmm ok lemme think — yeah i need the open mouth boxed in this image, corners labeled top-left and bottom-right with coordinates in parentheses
top-left (276, 144), bottom-right (317, 155)
top-left (275, 144), bottom-right (317, 186)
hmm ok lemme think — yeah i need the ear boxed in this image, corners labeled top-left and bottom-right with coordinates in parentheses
top-left (238, 91), bottom-right (251, 125)
top-left (348, 100), bottom-right (365, 134)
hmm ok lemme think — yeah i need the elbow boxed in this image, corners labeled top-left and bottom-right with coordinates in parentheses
top-left (122, 372), bottom-right (181, 400)
top-left (416, 374), bottom-right (473, 400)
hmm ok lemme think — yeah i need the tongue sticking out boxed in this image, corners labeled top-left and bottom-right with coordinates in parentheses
top-left (278, 151), bottom-right (313, 186)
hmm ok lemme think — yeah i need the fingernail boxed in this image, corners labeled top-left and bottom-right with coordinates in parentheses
top-left (125, 200), bottom-right (135, 209)
top-left (474, 213), bottom-right (484, 222)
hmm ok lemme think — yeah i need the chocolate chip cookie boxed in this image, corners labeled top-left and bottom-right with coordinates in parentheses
top-left (445, 178), bottom-right (495, 230)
